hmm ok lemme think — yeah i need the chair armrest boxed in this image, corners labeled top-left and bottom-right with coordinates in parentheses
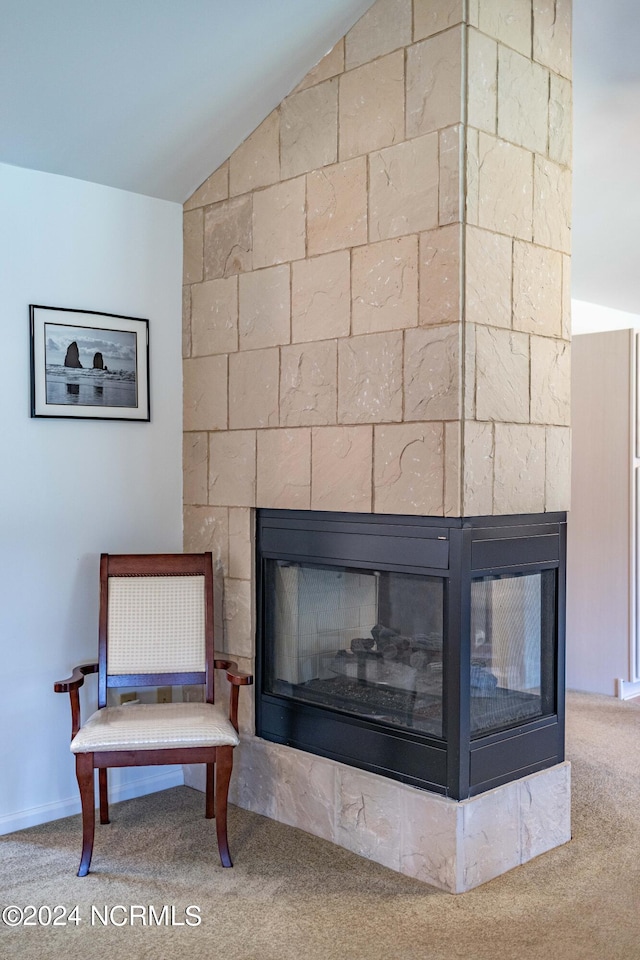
top-left (54, 662), bottom-right (98, 741)
top-left (54, 662), bottom-right (99, 693)
top-left (214, 659), bottom-right (253, 686)
top-left (214, 660), bottom-right (253, 732)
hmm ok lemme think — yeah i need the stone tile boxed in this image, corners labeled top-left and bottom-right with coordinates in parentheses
top-left (530, 336), bottom-right (570, 426)
top-left (339, 51), bottom-right (404, 161)
top-left (183, 506), bottom-right (228, 643)
top-left (183, 432), bottom-right (208, 505)
top-left (461, 782), bottom-right (520, 890)
top-left (520, 762), bottom-right (571, 862)
top-left (183, 208), bottom-right (203, 283)
top-left (477, 133), bottom-right (533, 241)
top-left (280, 340), bottom-right (337, 426)
top-left (311, 425), bottom-right (373, 512)
top-left (494, 423), bottom-right (546, 514)
top-left (228, 736), bottom-right (279, 819)
top-left (213, 574), bottom-right (225, 647)
top-left (549, 74), bottom-right (572, 168)
top-left (228, 507), bottom-right (253, 581)
top-left (465, 127), bottom-right (480, 226)
top-left (336, 766), bottom-right (402, 871)
top-left (256, 428), bottom-right (311, 509)
top-left (281, 79), bottom-right (338, 180)
top-left (229, 348), bottom-right (280, 429)
top-left (400, 787), bottom-right (459, 892)
top-left (467, 28), bottom-right (497, 135)
top-left (223, 578), bottom-right (253, 659)
top-left (184, 163), bottom-right (229, 211)
top-left (465, 226), bottom-right (512, 328)
top-left (419, 224), bottom-right (461, 326)
top-left (439, 125), bottom-right (463, 224)
top-left (185, 756), bottom-right (208, 790)
top-left (294, 40), bottom-right (344, 93)
top-left (235, 658), bottom-right (256, 735)
top-left (338, 331), bottom-right (403, 424)
top-left (191, 276), bottom-right (238, 356)
top-left (292, 251), bottom-right (351, 343)
top-left (464, 322), bottom-right (476, 419)
top-left (229, 111), bottom-right (280, 197)
top-left (413, 0), bottom-right (465, 41)
top-left (369, 134), bottom-right (439, 241)
top-left (444, 420), bottom-right (462, 517)
top-left (238, 265), bottom-right (290, 350)
top-left (477, 0), bottom-right (532, 57)
top-left (545, 425), bottom-right (571, 511)
top-left (404, 325), bottom-right (461, 421)
top-left (562, 254), bottom-right (571, 340)
top-left (533, 156), bottom-right (571, 254)
top-left (534, 0), bottom-right (571, 79)
top-left (209, 430), bottom-right (256, 507)
top-left (252, 176), bottom-right (306, 268)
top-left (498, 47), bottom-right (549, 155)
top-left (406, 27), bottom-right (463, 139)
top-left (352, 236), bottom-right (418, 335)
top-left (183, 505), bottom-right (229, 575)
top-left (307, 157), bottom-right (368, 255)
top-left (512, 241), bottom-right (562, 337)
top-left (182, 284), bottom-right (191, 358)
top-left (226, 736), bottom-right (571, 892)
top-left (462, 420), bottom-right (494, 516)
top-left (183, 355), bottom-right (228, 431)
top-left (344, 0), bottom-right (412, 71)
top-left (275, 748), bottom-right (337, 843)
top-left (374, 422), bottom-right (444, 515)
top-left (204, 195), bottom-right (252, 279)
top-left (475, 326), bottom-right (529, 423)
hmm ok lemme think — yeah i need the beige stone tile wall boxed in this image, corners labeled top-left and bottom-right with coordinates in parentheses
top-left (182, 738), bottom-right (571, 893)
top-left (183, 0), bottom-right (469, 621)
top-left (182, 0), bottom-right (572, 661)
top-left (462, 0), bottom-right (572, 516)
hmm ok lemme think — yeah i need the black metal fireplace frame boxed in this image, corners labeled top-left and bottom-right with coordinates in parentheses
top-left (255, 509), bottom-right (566, 800)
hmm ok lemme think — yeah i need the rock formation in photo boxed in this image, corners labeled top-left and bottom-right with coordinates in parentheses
top-left (64, 341), bottom-right (82, 368)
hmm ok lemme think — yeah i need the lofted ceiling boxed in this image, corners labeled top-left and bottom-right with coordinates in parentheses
top-left (1, 1), bottom-right (639, 316)
top-left (0, 0), bottom-right (374, 201)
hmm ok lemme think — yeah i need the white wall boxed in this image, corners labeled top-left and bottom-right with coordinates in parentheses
top-left (0, 163), bottom-right (184, 834)
top-left (572, 298), bottom-right (640, 334)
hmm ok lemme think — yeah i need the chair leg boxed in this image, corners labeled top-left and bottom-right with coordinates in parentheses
top-left (98, 768), bottom-right (110, 824)
top-left (205, 762), bottom-right (215, 819)
top-left (215, 746), bottom-right (233, 868)
top-left (76, 753), bottom-right (95, 877)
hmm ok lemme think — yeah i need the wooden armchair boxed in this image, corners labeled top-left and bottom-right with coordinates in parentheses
top-left (54, 552), bottom-right (252, 877)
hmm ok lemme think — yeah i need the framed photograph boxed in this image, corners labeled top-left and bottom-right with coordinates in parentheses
top-left (30, 305), bottom-right (150, 421)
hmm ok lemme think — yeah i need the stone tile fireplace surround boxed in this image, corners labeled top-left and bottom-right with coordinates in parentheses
top-left (182, 0), bottom-right (572, 891)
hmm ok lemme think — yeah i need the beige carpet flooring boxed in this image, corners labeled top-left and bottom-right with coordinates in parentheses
top-left (2, 691), bottom-right (640, 960)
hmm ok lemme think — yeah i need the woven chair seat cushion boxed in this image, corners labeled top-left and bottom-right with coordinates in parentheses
top-left (70, 702), bottom-right (239, 754)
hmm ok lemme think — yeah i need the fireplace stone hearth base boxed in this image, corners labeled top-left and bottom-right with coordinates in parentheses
top-left (185, 742), bottom-right (570, 893)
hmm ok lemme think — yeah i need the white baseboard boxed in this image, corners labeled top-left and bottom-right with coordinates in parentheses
top-left (0, 768), bottom-right (183, 837)
top-left (616, 678), bottom-right (640, 700)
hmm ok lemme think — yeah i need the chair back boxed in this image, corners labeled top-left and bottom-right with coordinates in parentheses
top-left (98, 553), bottom-right (214, 707)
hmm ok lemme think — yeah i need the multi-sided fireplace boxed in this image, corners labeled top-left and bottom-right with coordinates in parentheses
top-left (256, 509), bottom-right (566, 800)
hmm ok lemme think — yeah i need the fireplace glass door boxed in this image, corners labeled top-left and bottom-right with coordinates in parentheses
top-left (469, 570), bottom-right (556, 737)
top-left (264, 559), bottom-right (445, 738)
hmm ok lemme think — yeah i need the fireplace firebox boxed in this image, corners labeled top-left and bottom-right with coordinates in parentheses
top-left (256, 509), bottom-right (566, 800)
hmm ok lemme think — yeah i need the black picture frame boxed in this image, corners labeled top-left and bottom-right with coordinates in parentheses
top-left (30, 304), bottom-right (150, 421)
